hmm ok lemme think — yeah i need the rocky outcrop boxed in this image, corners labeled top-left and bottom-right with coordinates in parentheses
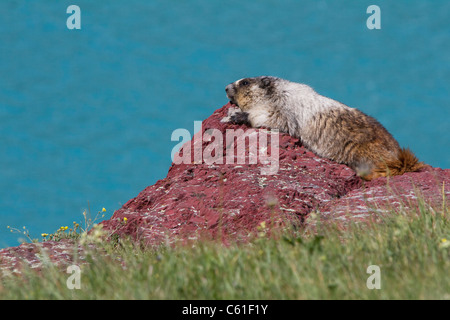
top-left (100, 103), bottom-right (449, 244)
top-left (0, 240), bottom-right (89, 275)
top-left (1, 103), bottom-right (449, 272)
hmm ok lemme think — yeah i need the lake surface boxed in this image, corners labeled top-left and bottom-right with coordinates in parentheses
top-left (0, 0), bottom-right (448, 247)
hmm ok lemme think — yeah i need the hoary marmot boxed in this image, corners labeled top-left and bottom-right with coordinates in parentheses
top-left (225, 76), bottom-right (425, 180)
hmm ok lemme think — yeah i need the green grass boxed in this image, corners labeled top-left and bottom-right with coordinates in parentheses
top-left (1, 197), bottom-right (449, 300)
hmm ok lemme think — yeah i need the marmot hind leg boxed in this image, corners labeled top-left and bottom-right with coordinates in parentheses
top-left (359, 170), bottom-right (388, 181)
top-left (354, 162), bottom-right (387, 181)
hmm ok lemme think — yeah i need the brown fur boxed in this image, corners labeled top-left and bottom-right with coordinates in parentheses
top-left (368, 147), bottom-right (425, 180)
top-left (305, 108), bottom-right (426, 180)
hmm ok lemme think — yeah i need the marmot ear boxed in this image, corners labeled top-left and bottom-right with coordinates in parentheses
top-left (261, 77), bottom-right (272, 88)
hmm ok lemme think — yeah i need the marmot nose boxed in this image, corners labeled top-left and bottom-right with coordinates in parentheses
top-left (225, 84), bottom-right (232, 93)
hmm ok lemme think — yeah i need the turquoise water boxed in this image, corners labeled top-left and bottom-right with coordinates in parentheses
top-left (0, 0), bottom-right (448, 248)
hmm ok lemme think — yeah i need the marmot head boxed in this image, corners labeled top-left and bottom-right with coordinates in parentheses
top-left (225, 76), bottom-right (281, 111)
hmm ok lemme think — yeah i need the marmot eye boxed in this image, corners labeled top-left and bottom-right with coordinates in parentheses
top-left (241, 80), bottom-right (250, 86)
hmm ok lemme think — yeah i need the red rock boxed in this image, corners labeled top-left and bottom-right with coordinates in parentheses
top-left (0, 240), bottom-right (87, 274)
top-left (1, 103), bottom-right (449, 271)
top-left (100, 103), bottom-right (449, 245)
top-left (318, 167), bottom-right (450, 225)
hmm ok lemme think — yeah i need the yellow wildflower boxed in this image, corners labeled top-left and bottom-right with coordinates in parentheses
top-left (439, 238), bottom-right (450, 249)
